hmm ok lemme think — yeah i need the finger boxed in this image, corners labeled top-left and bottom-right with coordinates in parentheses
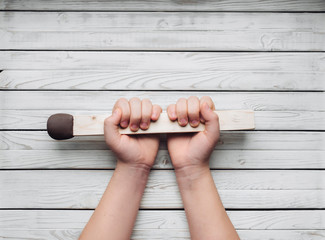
top-left (129, 97), bottom-right (142, 132)
top-left (187, 96), bottom-right (200, 127)
top-left (140, 98), bottom-right (152, 130)
top-left (104, 108), bottom-right (122, 147)
top-left (113, 98), bottom-right (130, 128)
top-left (151, 104), bottom-right (162, 121)
top-left (200, 102), bottom-right (220, 144)
top-left (176, 98), bottom-right (188, 127)
top-left (167, 104), bottom-right (177, 121)
top-left (199, 96), bottom-right (215, 123)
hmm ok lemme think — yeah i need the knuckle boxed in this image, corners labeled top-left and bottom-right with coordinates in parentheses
top-left (213, 113), bottom-right (219, 121)
top-left (118, 98), bottom-right (128, 104)
top-left (142, 98), bottom-right (151, 104)
top-left (177, 98), bottom-right (187, 104)
top-left (201, 96), bottom-right (211, 101)
top-left (130, 97), bottom-right (140, 104)
top-left (188, 95), bottom-right (199, 102)
top-left (104, 117), bottom-right (111, 126)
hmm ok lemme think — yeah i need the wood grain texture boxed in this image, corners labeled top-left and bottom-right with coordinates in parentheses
top-left (0, 229), bottom-right (324, 240)
top-left (1, 131), bottom-right (324, 150)
top-left (1, 110), bottom-right (325, 130)
top-left (1, 0), bottom-right (325, 11)
top-left (1, 12), bottom-right (324, 51)
top-left (72, 110), bottom-right (255, 136)
top-left (0, 210), bottom-right (324, 229)
top-left (0, 1), bottom-right (324, 238)
top-left (0, 150), bottom-right (324, 169)
top-left (1, 70), bottom-right (324, 91)
top-left (0, 170), bottom-right (324, 209)
top-left (2, 229), bottom-right (324, 240)
top-left (1, 211), bottom-right (324, 240)
top-left (1, 51), bottom-right (325, 71)
top-left (1, 91), bottom-right (324, 111)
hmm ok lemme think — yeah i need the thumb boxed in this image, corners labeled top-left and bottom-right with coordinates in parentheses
top-left (200, 102), bottom-right (220, 142)
top-left (104, 108), bottom-right (122, 147)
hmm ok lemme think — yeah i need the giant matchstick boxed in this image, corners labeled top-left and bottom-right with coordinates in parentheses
top-left (47, 110), bottom-right (255, 140)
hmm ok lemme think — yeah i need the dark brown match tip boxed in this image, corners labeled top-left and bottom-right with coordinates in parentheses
top-left (47, 113), bottom-right (74, 140)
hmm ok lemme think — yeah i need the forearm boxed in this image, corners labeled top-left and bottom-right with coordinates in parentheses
top-left (175, 165), bottom-right (239, 240)
top-left (79, 161), bottom-right (150, 240)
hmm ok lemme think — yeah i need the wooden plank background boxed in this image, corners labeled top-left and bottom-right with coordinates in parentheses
top-left (0, 0), bottom-right (324, 239)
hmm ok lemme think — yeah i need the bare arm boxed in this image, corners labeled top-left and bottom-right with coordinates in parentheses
top-left (79, 98), bottom-right (162, 240)
top-left (167, 96), bottom-right (240, 240)
top-left (176, 165), bottom-right (239, 240)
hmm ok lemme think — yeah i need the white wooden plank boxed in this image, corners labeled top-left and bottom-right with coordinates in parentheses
top-left (0, 170), bottom-right (324, 209)
top-left (1, 110), bottom-right (324, 130)
top-left (1, 12), bottom-right (324, 51)
top-left (1, 229), bottom-right (325, 240)
top-left (133, 230), bottom-right (325, 240)
top-left (0, 150), bottom-right (324, 169)
top-left (1, 0), bottom-right (325, 11)
top-left (5, 12), bottom-right (324, 32)
top-left (1, 52), bottom-right (324, 71)
top-left (1, 131), bottom-right (324, 150)
top-left (0, 210), bottom-right (324, 230)
top-left (1, 70), bottom-right (324, 91)
top-left (1, 91), bottom-right (324, 111)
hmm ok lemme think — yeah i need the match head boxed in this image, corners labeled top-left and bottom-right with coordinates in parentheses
top-left (47, 113), bottom-right (74, 140)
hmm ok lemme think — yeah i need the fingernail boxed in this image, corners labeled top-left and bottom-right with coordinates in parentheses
top-left (191, 120), bottom-right (198, 126)
top-left (152, 113), bottom-right (157, 119)
top-left (131, 124), bottom-right (138, 131)
top-left (171, 112), bottom-right (177, 119)
top-left (121, 121), bottom-right (128, 128)
top-left (140, 122), bottom-right (148, 129)
top-left (179, 118), bottom-right (187, 125)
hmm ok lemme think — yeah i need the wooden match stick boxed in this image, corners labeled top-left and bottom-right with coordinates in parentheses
top-left (47, 110), bottom-right (255, 140)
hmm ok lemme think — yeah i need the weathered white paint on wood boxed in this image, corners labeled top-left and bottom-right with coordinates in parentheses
top-left (1, 0), bottom-right (325, 11)
top-left (1, 51), bottom-right (324, 71)
top-left (1, 12), bottom-right (324, 51)
top-left (1, 110), bottom-right (324, 130)
top-left (2, 229), bottom-right (323, 240)
top-left (1, 131), bottom-right (324, 150)
top-left (0, 210), bottom-right (324, 230)
top-left (1, 70), bottom-right (324, 91)
top-left (1, 91), bottom-right (324, 111)
top-left (1, 150), bottom-right (324, 169)
top-left (0, 1), bottom-right (324, 239)
top-left (0, 170), bottom-right (324, 209)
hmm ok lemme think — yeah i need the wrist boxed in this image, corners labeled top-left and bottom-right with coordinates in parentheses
top-left (116, 156), bottom-right (154, 171)
top-left (174, 164), bottom-right (211, 188)
top-left (115, 161), bottom-right (151, 180)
